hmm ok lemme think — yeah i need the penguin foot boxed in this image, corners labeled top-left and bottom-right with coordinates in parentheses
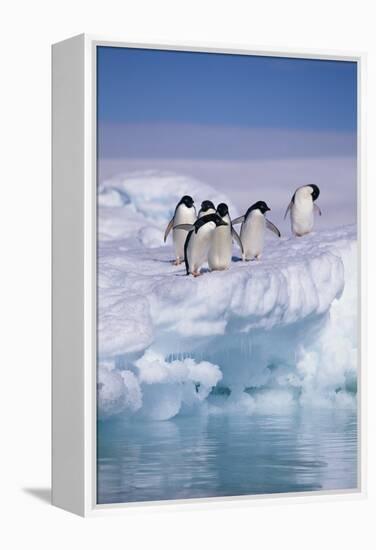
top-left (192, 271), bottom-right (202, 277)
top-left (173, 258), bottom-right (182, 266)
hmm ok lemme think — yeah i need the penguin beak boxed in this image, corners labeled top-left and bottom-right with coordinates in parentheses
top-left (266, 207), bottom-right (271, 212)
top-left (219, 220), bottom-right (228, 226)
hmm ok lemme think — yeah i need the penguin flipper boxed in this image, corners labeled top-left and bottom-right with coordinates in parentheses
top-left (266, 219), bottom-right (281, 238)
top-left (231, 215), bottom-right (245, 225)
top-left (184, 230), bottom-right (194, 275)
top-left (231, 226), bottom-right (244, 254)
top-left (314, 204), bottom-right (322, 216)
top-left (284, 201), bottom-right (293, 220)
top-left (164, 217), bottom-right (174, 242)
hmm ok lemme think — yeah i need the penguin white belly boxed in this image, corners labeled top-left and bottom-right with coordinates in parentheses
top-left (208, 220), bottom-right (232, 270)
top-left (187, 222), bottom-right (215, 273)
top-left (291, 201), bottom-right (314, 236)
top-left (173, 204), bottom-right (196, 259)
top-left (241, 213), bottom-right (265, 260)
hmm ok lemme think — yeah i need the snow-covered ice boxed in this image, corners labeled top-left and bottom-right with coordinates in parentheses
top-left (97, 171), bottom-right (358, 421)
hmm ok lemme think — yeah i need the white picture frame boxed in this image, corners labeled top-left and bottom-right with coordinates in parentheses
top-left (52, 34), bottom-right (366, 517)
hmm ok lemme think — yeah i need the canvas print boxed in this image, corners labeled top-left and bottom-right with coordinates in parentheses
top-left (96, 46), bottom-right (358, 504)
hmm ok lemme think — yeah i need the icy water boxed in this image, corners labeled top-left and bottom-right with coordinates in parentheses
top-left (97, 409), bottom-right (358, 504)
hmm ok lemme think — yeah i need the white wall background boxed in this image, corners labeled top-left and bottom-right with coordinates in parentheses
top-left (1, 0), bottom-right (375, 547)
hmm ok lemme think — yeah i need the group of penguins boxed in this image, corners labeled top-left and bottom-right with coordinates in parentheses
top-left (164, 184), bottom-right (321, 277)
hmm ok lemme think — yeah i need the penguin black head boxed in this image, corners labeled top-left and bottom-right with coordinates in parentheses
top-left (246, 201), bottom-right (271, 217)
top-left (180, 195), bottom-right (194, 208)
top-left (200, 200), bottom-right (215, 212)
top-left (310, 185), bottom-right (320, 202)
top-left (195, 213), bottom-right (228, 232)
top-left (216, 203), bottom-right (229, 217)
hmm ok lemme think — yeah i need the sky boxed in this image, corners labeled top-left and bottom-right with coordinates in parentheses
top-left (96, 46), bottom-right (357, 227)
top-left (97, 46), bottom-right (357, 160)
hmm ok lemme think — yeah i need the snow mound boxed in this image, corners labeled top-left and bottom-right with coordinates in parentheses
top-left (98, 170), bottom-right (238, 245)
top-left (97, 171), bottom-right (358, 421)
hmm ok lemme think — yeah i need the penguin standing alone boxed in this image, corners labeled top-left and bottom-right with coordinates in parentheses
top-left (208, 203), bottom-right (243, 271)
top-left (232, 201), bottom-right (281, 261)
top-left (175, 214), bottom-right (228, 276)
top-left (164, 195), bottom-right (196, 265)
top-left (284, 185), bottom-right (321, 236)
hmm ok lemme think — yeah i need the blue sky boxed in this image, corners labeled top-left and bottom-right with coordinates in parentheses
top-left (97, 46), bottom-right (357, 159)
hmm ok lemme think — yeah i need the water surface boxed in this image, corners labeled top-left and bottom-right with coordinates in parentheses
top-left (97, 409), bottom-right (357, 504)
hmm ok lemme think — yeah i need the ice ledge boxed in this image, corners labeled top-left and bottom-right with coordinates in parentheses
top-left (98, 225), bottom-right (355, 357)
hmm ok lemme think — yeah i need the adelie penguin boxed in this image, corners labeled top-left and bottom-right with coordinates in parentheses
top-left (284, 185), bottom-right (321, 237)
top-left (208, 203), bottom-right (243, 271)
top-left (198, 200), bottom-right (216, 218)
top-left (174, 214), bottom-right (228, 277)
top-left (164, 195), bottom-right (197, 265)
top-left (232, 201), bottom-right (281, 261)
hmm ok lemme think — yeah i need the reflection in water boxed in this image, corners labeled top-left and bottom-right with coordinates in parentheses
top-left (97, 409), bottom-right (357, 504)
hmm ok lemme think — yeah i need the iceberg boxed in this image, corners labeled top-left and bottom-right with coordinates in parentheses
top-left (97, 171), bottom-right (358, 421)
